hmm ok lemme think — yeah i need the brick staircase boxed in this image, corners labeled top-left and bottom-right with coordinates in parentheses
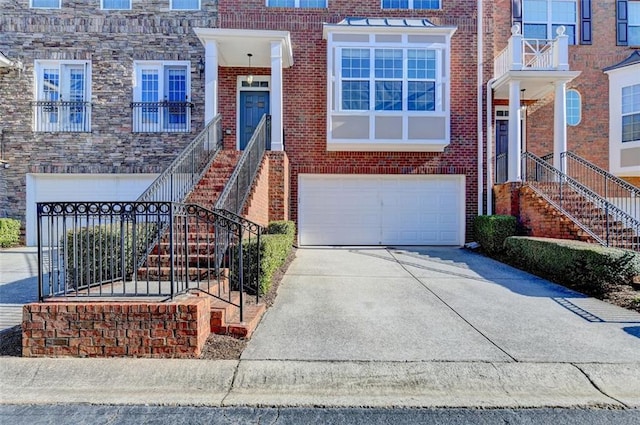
top-left (521, 183), bottom-right (639, 249)
top-left (138, 148), bottom-right (267, 339)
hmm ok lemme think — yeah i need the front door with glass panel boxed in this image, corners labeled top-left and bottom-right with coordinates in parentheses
top-left (239, 91), bottom-right (270, 150)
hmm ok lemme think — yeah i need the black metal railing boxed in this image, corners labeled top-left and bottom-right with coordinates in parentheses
top-left (522, 152), bottom-right (640, 251)
top-left (33, 101), bottom-right (91, 132)
top-left (216, 114), bottom-right (271, 214)
top-left (137, 114), bottom-right (223, 204)
top-left (562, 151), bottom-right (640, 221)
top-left (37, 201), bottom-right (261, 320)
top-left (131, 101), bottom-right (194, 133)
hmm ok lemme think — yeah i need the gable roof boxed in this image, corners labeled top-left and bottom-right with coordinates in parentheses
top-left (603, 51), bottom-right (640, 72)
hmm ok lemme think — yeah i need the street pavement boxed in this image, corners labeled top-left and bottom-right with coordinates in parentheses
top-left (0, 246), bottom-right (639, 411)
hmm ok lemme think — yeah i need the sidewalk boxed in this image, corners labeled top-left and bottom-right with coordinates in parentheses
top-left (1, 247), bottom-right (639, 409)
top-left (0, 247), bottom-right (39, 333)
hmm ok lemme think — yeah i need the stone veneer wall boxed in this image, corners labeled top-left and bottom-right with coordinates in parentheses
top-left (22, 295), bottom-right (211, 358)
top-left (0, 0), bottom-right (218, 222)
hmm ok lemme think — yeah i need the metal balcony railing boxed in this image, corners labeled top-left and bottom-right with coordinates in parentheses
top-left (131, 101), bottom-right (194, 133)
top-left (33, 101), bottom-right (91, 132)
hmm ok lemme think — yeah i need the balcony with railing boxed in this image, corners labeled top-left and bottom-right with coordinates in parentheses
top-left (494, 24), bottom-right (570, 81)
top-left (131, 101), bottom-right (194, 133)
top-left (33, 101), bottom-right (91, 132)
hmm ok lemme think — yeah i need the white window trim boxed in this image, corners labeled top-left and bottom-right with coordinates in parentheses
top-left (101, 0), bottom-right (132, 10)
top-left (336, 46), bottom-right (443, 113)
top-left (266, 0), bottom-right (327, 7)
top-left (132, 61), bottom-right (192, 133)
top-left (381, 0), bottom-right (442, 10)
top-left (33, 60), bottom-right (92, 132)
top-left (30, 0), bottom-right (61, 8)
top-left (566, 89), bottom-right (581, 126)
top-left (605, 64), bottom-right (640, 175)
top-left (622, 84), bottom-right (640, 142)
top-left (630, 1), bottom-right (640, 46)
top-left (170, 0), bottom-right (201, 10)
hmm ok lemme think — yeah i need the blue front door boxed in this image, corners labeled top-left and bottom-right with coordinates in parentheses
top-left (239, 91), bottom-right (270, 150)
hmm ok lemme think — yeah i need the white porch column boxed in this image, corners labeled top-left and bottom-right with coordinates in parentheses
top-left (270, 41), bottom-right (284, 151)
top-left (508, 80), bottom-right (522, 182)
top-left (553, 81), bottom-right (567, 172)
top-left (204, 42), bottom-right (218, 125)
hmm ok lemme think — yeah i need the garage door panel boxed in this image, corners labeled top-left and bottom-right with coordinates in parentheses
top-left (299, 174), bottom-right (464, 246)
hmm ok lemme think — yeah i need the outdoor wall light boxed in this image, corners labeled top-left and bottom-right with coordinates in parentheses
top-left (246, 53), bottom-right (254, 85)
top-left (197, 57), bottom-right (205, 79)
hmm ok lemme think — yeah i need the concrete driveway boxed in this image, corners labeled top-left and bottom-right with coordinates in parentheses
top-left (243, 247), bottom-right (640, 363)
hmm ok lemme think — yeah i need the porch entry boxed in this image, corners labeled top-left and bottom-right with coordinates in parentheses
top-left (495, 109), bottom-right (526, 183)
top-left (239, 91), bottom-right (270, 150)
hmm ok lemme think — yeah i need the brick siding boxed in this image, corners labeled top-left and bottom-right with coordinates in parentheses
top-left (267, 151), bottom-right (290, 221)
top-left (243, 155), bottom-right (271, 227)
top-left (219, 0), bottom-right (483, 242)
top-left (22, 295), bottom-right (211, 358)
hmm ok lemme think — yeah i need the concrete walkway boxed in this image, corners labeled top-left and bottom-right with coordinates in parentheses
top-left (1, 247), bottom-right (639, 408)
top-left (0, 247), bottom-right (39, 332)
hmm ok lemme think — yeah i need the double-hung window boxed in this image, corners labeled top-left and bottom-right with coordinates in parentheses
top-left (267, 0), bottom-right (327, 7)
top-left (132, 62), bottom-right (192, 133)
top-left (170, 0), bottom-right (200, 10)
top-left (341, 48), bottom-right (438, 112)
top-left (522, 0), bottom-right (577, 44)
top-left (34, 61), bottom-right (91, 132)
top-left (382, 0), bottom-right (441, 9)
top-left (30, 0), bottom-right (60, 8)
top-left (101, 0), bottom-right (131, 9)
top-left (622, 84), bottom-right (640, 143)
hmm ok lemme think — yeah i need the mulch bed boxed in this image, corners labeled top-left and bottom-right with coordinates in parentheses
top-left (0, 248), bottom-right (297, 359)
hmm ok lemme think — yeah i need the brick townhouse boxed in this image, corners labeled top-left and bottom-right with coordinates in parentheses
top-left (0, 0), bottom-right (639, 247)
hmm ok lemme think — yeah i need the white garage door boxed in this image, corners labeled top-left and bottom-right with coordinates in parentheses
top-left (26, 173), bottom-right (158, 246)
top-left (298, 174), bottom-right (465, 246)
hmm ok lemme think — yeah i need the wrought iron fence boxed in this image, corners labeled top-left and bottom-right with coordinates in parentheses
top-left (216, 114), bottom-right (271, 214)
top-left (137, 114), bottom-right (223, 204)
top-left (33, 101), bottom-right (91, 132)
top-left (562, 151), bottom-right (640, 221)
top-left (131, 101), bottom-right (193, 133)
top-left (37, 200), bottom-right (261, 320)
top-left (522, 152), bottom-right (640, 251)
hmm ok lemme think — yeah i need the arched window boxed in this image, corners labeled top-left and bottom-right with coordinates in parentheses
top-left (566, 89), bottom-right (581, 126)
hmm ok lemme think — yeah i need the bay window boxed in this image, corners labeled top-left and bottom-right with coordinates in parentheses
top-left (622, 84), bottom-right (640, 143)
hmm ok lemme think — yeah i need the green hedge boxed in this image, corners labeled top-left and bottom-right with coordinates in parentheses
top-left (65, 223), bottom-right (157, 288)
top-left (239, 220), bottom-right (295, 295)
top-left (0, 218), bottom-right (21, 248)
top-left (474, 215), bottom-right (517, 255)
top-left (504, 236), bottom-right (640, 296)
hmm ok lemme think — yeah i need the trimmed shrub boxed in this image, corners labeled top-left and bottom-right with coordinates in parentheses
top-left (474, 215), bottom-right (517, 255)
top-left (238, 220), bottom-right (295, 295)
top-left (65, 222), bottom-right (158, 288)
top-left (0, 218), bottom-right (21, 248)
top-left (504, 236), bottom-right (640, 296)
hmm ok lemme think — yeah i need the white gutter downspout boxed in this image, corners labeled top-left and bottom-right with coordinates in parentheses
top-left (486, 77), bottom-right (496, 215)
top-left (477, 0), bottom-right (484, 216)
